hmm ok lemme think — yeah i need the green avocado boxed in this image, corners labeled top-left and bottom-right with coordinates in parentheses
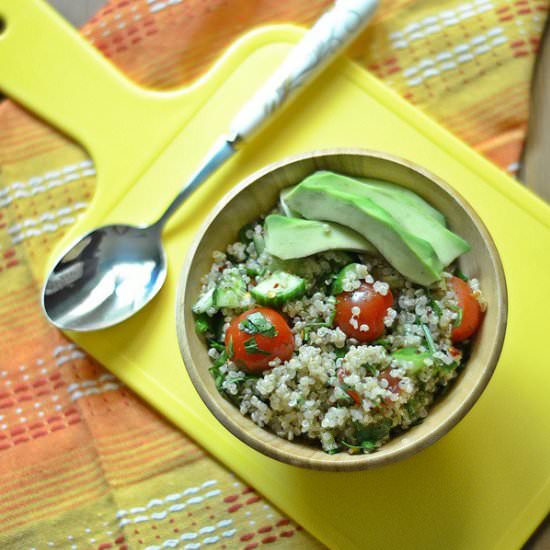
top-left (264, 215), bottom-right (376, 260)
top-left (301, 172), bottom-right (470, 266)
top-left (356, 176), bottom-right (446, 226)
top-left (284, 183), bottom-right (443, 286)
top-left (279, 187), bottom-right (301, 218)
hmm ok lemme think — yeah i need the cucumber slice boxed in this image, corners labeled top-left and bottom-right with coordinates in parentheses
top-left (331, 263), bottom-right (366, 295)
top-left (214, 270), bottom-right (251, 309)
top-left (192, 287), bottom-right (215, 314)
top-left (251, 271), bottom-right (306, 306)
top-left (392, 347), bottom-right (432, 375)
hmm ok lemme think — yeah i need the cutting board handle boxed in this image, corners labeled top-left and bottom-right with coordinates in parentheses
top-left (0, 0), bottom-right (145, 158)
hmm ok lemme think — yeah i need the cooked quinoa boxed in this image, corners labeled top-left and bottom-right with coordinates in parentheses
top-left (194, 218), bottom-right (486, 454)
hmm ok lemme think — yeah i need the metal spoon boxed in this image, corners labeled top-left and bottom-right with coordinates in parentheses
top-left (42, 0), bottom-right (378, 331)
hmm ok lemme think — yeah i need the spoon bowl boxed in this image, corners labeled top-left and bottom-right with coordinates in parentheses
top-left (42, 224), bottom-right (167, 331)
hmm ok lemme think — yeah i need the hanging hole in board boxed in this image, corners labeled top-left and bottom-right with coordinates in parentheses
top-left (0, 17), bottom-right (5, 36)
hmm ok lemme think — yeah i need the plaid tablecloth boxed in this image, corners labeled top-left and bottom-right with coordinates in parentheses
top-left (0, 0), bottom-right (547, 548)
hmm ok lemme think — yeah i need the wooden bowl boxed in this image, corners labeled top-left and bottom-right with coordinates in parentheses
top-left (176, 149), bottom-right (507, 471)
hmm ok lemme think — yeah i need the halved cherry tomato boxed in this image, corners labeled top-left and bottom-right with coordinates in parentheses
top-left (334, 282), bottom-right (394, 342)
top-left (225, 307), bottom-right (294, 373)
top-left (448, 276), bottom-right (483, 342)
top-left (379, 368), bottom-right (401, 393)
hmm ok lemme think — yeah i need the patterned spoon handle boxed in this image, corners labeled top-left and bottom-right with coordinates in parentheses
top-left (228, 0), bottom-right (378, 144)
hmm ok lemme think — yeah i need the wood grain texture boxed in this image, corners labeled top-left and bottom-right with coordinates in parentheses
top-left (520, 18), bottom-right (550, 202)
top-left (176, 149), bottom-right (508, 471)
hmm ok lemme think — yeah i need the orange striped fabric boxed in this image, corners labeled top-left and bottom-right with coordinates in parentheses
top-left (0, 0), bottom-right (547, 548)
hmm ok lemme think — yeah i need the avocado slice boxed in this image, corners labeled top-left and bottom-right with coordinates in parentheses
top-left (264, 215), bottom-right (376, 260)
top-left (297, 172), bottom-right (470, 266)
top-left (356, 176), bottom-right (446, 226)
top-left (285, 184), bottom-right (442, 285)
top-left (279, 187), bottom-right (301, 218)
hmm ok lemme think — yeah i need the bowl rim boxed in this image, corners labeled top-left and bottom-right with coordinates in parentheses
top-left (176, 148), bottom-right (508, 471)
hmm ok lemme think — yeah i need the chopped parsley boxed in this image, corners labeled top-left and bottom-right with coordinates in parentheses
top-left (449, 304), bottom-right (463, 328)
top-left (208, 339), bottom-right (225, 352)
top-left (421, 323), bottom-right (436, 354)
top-left (239, 311), bottom-right (277, 337)
top-left (341, 440), bottom-right (377, 452)
top-left (244, 336), bottom-right (271, 355)
top-left (334, 347), bottom-right (348, 359)
top-left (456, 270), bottom-right (469, 282)
top-left (430, 299), bottom-right (442, 316)
top-left (363, 363), bottom-right (378, 377)
top-left (194, 316), bottom-right (210, 334)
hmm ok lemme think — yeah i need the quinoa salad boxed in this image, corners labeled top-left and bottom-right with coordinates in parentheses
top-left (192, 171), bottom-right (486, 454)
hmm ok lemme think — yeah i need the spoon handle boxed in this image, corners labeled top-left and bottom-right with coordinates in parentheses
top-left (154, 0), bottom-right (378, 229)
top-left (229, 0), bottom-right (378, 144)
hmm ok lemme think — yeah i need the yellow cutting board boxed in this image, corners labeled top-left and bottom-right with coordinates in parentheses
top-left (1, 1), bottom-right (549, 549)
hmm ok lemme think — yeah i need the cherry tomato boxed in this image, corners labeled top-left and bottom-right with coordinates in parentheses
top-left (448, 276), bottom-right (483, 342)
top-left (379, 368), bottom-right (401, 393)
top-left (334, 282), bottom-right (394, 342)
top-left (225, 307), bottom-right (294, 373)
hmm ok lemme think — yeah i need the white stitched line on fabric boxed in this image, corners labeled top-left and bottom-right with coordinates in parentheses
top-left (148, 0), bottom-right (181, 14)
top-left (8, 203), bottom-right (88, 234)
top-left (143, 521), bottom-right (236, 550)
top-left (0, 172), bottom-right (94, 206)
top-left (55, 351), bottom-right (87, 366)
top-left (404, 30), bottom-right (508, 86)
top-left (9, 203), bottom-right (87, 244)
top-left (117, 488), bottom-right (223, 526)
top-left (53, 343), bottom-right (77, 357)
top-left (66, 376), bottom-right (115, 393)
top-left (1, 163), bottom-right (95, 194)
top-left (70, 383), bottom-right (120, 402)
top-left (116, 480), bottom-right (220, 519)
top-left (389, 1), bottom-right (494, 48)
top-left (10, 216), bottom-right (84, 244)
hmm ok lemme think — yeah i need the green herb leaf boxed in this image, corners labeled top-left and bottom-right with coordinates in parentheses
top-left (208, 363), bottom-right (226, 390)
top-left (213, 350), bottom-right (228, 369)
top-left (360, 440), bottom-right (377, 451)
top-left (439, 360), bottom-right (459, 373)
top-left (334, 347), bottom-right (348, 359)
top-left (421, 323), bottom-right (436, 354)
top-left (363, 364), bottom-right (378, 377)
top-left (208, 339), bottom-right (225, 352)
top-left (239, 311), bottom-right (277, 337)
top-left (372, 338), bottom-right (390, 347)
top-left (456, 270), bottom-right (469, 282)
top-left (325, 447), bottom-right (341, 455)
top-left (194, 316), bottom-right (210, 334)
top-left (430, 299), bottom-right (442, 316)
top-left (405, 398), bottom-right (419, 417)
top-left (303, 322), bottom-right (331, 329)
top-left (355, 419), bottom-right (392, 442)
top-left (449, 305), bottom-right (463, 328)
top-left (244, 337), bottom-right (271, 355)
